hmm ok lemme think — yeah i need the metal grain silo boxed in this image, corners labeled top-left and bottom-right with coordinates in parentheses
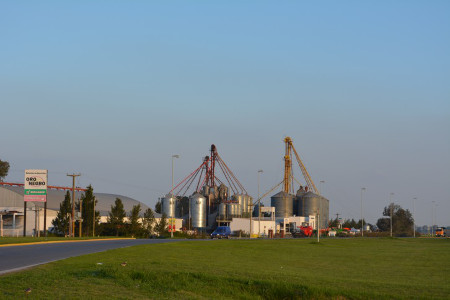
top-left (233, 194), bottom-right (245, 214)
top-left (235, 203), bottom-right (242, 217)
top-left (295, 187), bottom-right (307, 216)
top-left (226, 203), bottom-right (241, 217)
top-left (322, 197), bottom-right (329, 229)
top-left (189, 193), bottom-right (207, 228)
top-left (218, 202), bottom-right (227, 218)
top-left (243, 195), bottom-right (252, 214)
top-left (202, 185), bottom-right (210, 197)
top-left (270, 191), bottom-right (294, 218)
top-left (161, 194), bottom-right (176, 218)
top-left (301, 192), bottom-right (329, 229)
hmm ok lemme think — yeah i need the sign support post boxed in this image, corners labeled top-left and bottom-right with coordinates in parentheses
top-left (23, 201), bottom-right (27, 237)
top-left (44, 200), bottom-right (47, 237)
top-left (24, 169), bottom-right (48, 237)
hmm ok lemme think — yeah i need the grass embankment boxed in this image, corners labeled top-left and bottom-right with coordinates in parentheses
top-left (0, 236), bottom-right (128, 245)
top-left (1, 238), bottom-right (449, 299)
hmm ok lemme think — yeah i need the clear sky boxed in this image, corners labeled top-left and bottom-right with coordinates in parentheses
top-left (1, 1), bottom-right (449, 227)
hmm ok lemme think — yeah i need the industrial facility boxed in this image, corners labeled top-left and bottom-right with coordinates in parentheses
top-left (0, 137), bottom-right (328, 238)
top-left (0, 183), bottom-right (154, 236)
top-left (160, 138), bottom-right (329, 237)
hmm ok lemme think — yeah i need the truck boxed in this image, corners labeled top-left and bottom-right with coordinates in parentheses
top-left (435, 227), bottom-right (446, 237)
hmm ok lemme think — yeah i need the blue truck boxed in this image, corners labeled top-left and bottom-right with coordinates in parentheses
top-left (211, 226), bottom-right (231, 239)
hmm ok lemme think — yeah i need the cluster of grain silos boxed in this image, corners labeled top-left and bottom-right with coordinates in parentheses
top-left (270, 186), bottom-right (329, 228)
top-left (160, 145), bottom-right (252, 229)
top-left (160, 145), bottom-right (252, 230)
top-left (160, 138), bottom-right (329, 233)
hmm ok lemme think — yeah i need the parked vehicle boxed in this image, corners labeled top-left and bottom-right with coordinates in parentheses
top-left (292, 226), bottom-right (313, 238)
top-left (436, 227), bottom-right (446, 237)
top-left (211, 226), bottom-right (231, 239)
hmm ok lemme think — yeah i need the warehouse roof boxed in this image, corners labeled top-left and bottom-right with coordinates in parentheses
top-left (0, 186), bottom-right (150, 216)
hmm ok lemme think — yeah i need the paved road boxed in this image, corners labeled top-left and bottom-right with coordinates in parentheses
top-left (0, 239), bottom-right (184, 275)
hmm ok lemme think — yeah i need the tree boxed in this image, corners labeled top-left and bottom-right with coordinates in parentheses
top-left (155, 213), bottom-right (168, 236)
top-left (329, 218), bottom-right (340, 228)
top-left (0, 159), bottom-right (10, 182)
top-left (155, 200), bottom-right (162, 214)
top-left (142, 208), bottom-right (155, 237)
top-left (52, 191), bottom-right (71, 236)
top-left (376, 203), bottom-right (414, 236)
top-left (128, 204), bottom-right (143, 237)
top-left (354, 219), bottom-right (367, 229)
top-left (80, 185), bottom-right (100, 236)
top-left (107, 198), bottom-right (126, 236)
top-left (342, 219), bottom-right (357, 229)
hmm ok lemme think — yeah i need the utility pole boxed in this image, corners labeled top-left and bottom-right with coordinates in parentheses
top-left (171, 155), bottom-right (179, 239)
top-left (431, 201), bottom-right (435, 237)
top-left (361, 187), bottom-right (366, 237)
top-left (67, 173), bottom-right (81, 237)
top-left (413, 197), bottom-right (417, 238)
top-left (334, 213), bottom-right (341, 229)
top-left (390, 193), bottom-right (394, 237)
top-left (249, 198), bottom-right (253, 238)
top-left (257, 169), bottom-right (263, 237)
top-left (317, 180), bottom-right (325, 242)
top-left (79, 198), bottom-right (83, 237)
top-left (93, 196), bottom-right (96, 237)
top-left (317, 209), bottom-right (320, 242)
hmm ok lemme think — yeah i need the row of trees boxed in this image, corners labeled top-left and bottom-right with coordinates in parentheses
top-left (329, 218), bottom-right (374, 230)
top-left (328, 203), bottom-right (414, 236)
top-left (52, 185), bottom-right (101, 236)
top-left (52, 186), bottom-right (168, 237)
top-left (100, 198), bottom-right (167, 237)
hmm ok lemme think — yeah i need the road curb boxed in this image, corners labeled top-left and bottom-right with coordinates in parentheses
top-left (0, 238), bottom-right (136, 248)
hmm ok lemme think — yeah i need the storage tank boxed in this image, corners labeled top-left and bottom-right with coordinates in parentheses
top-left (226, 202), bottom-right (241, 218)
top-left (233, 194), bottom-right (245, 214)
top-left (218, 202), bottom-right (227, 218)
top-left (270, 191), bottom-right (294, 218)
top-left (243, 195), bottom-right (252, 214)
top-left (295, 187), bottom-right (307, 216)
top-left (253, 203), bottom-right (262, 217)
top-left (300, 192), bottom-right (329, 229)
top-left (235, 203), bottom-right (242, 217)
top-left (161, 194), bottom-right (176, 218)
top-left (202, 185), bottom-right (210, 197)
top-left (189, 193), bottom-right (207, 228)
top-left (218, 184), bottom-right (228, 200)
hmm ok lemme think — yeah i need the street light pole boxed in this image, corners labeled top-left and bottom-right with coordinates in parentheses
top-left (171, 155), bottom-right (180, 239)
top-left (93, 196), bottom-right (96, 237)
top-left (318, 180), bottom-right (325, 243)
top-left (390, 192), bottom-right (394, 237)
top-left (413, 197), bottom-right (417, 238)
top-left (257, 170), bottom-right (263, 237)
top-left (431, 200), bottom-right (435, 237)
top-left (361, 188), bottom-right (366, 237)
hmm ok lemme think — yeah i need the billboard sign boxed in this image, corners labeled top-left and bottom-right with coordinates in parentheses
top-left (24, 169), bottom-right (48, 202)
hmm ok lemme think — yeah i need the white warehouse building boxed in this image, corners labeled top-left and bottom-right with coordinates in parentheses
top-left (0, 185), bottom-right (177, 237)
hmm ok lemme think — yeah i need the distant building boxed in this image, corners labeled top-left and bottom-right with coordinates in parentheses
top-left (0, 185), bottom-right (153, 236)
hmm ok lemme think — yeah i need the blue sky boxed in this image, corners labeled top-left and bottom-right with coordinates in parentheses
top-left (1, 1), bottom-right (449, 226)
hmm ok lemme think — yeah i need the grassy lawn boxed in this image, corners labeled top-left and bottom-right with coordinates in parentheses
top-left (0, 236), bottom-right (127, 245)
top-left (0, 238), bottom-right (448, 299)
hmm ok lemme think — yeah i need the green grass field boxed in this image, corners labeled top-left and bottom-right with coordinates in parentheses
top-left (1, 238), bottom-right (448, 299)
